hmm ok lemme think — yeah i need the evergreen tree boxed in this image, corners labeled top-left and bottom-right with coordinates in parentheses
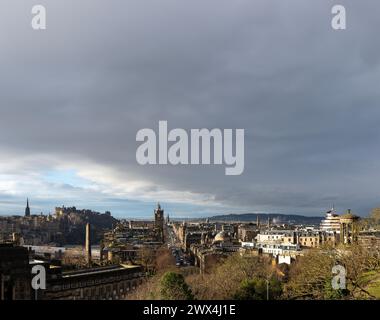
top-left (160, 272), bottom-right (194, 300)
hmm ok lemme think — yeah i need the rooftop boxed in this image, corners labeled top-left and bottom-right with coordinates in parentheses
top-left (61, 264), bottom-right (140, 278)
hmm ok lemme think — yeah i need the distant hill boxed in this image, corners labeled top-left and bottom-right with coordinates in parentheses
top-left (203, 213), bottom-right (323, 225)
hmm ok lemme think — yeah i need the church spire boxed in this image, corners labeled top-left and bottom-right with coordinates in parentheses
top-left (25, 198), bottom-right (31, 217)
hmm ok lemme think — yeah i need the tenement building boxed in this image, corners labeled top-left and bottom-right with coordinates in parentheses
top-left (358, 231), bottom-right (380, 248)
top-left (0, 243), bottom-right (145, 300)
top-left (190, 231), bottom-right (241, 273)
top-left (42, 264), bottom-right (144, 300)
top-left (0, 243), bottom-right (32, 300)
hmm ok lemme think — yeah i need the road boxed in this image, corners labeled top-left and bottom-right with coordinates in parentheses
top-left (166, 225), bottom-right (193, 267)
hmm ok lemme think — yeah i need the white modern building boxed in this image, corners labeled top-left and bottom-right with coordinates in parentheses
top-left (255, 230), bottom-right (296, 245)
top-left (241, 241), bottom-right (300, 263)
top-left (256, 243), bottom-right (300, 256)
top-left (320, 208), bottom-right (341, 233)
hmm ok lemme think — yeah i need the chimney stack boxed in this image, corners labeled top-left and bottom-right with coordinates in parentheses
top-left (85, 223), bottom-right (92, 266)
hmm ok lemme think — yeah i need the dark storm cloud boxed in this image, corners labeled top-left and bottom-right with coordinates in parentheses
top-left (1, 0), bottom-right (380, 216)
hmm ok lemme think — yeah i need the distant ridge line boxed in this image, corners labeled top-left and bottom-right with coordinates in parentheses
top-left (195, 213), bottom-right (323, 224)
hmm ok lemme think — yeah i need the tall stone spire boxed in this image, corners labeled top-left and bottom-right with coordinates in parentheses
top-left (25, 198), bottom-right (31, 217)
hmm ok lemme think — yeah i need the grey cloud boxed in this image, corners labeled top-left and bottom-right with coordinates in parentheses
top-left (1, 0), bottom-right (380, 216)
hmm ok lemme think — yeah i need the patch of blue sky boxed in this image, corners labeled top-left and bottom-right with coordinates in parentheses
top-left (42, 169), bottom-right (91, 188)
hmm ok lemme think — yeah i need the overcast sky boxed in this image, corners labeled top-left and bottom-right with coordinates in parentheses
top-left (0, 0), bottom-right (380, 218)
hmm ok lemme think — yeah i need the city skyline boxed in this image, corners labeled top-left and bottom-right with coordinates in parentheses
top-left (0, 196), bottom-right (367, 219)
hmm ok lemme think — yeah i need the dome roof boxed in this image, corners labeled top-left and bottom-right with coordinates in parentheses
top-left (340, 213), bottom-right (359, 220)
top-left (213, 231), bottom-right (230, 242)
